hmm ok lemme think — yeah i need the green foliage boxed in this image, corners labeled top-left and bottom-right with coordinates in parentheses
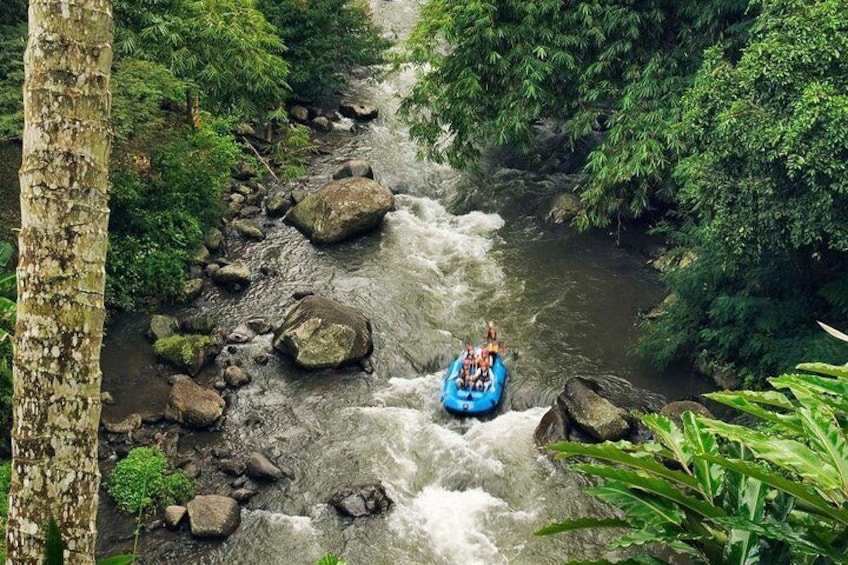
top-left (257, 0), bottom-right (389, 99)
top-left (107, 118), bottom-right (239, 311)
top-left (640, 0), bottom-right (848, 384)
top-left (0, 21), bottom-right (25, 140)
top-left (107, 447), bottom-right (195, 515)
top-left (115, 0), bottom-right (289, 120)
top-left (541, 359), bottom-right (848, 564)
top-left (401, 0), bottom-right (752, 226)
top-left (0, 243), bottom-right (13, 453)
top-left (314, 555), bottom-right (348, 565)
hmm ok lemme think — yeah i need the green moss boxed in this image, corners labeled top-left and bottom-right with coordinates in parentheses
top-left (153, 334), bottom-right (219, 375)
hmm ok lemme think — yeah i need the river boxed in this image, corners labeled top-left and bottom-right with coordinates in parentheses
top-left (0, 1), bottom-right (711, 563)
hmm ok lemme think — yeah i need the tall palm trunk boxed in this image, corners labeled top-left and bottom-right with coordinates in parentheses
top-left (7, 1), bottom-right (113, 563)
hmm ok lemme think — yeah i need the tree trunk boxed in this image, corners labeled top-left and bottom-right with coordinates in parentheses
top-left (7, 1), bottom-right (113, 563)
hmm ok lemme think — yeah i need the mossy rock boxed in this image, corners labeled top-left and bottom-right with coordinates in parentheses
top-left (154, 334), bottom-right (221, 376)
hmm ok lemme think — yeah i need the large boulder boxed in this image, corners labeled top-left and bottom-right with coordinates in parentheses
top-left (286, 177), bottom-right (394, 244)
top-left (153, 334), bottom-right (220, 376)
top-left (330, 483), bottom-right (393, 518)
top-left (533, 406), bottom-right (570, 448)
top-left (230, 219), bottom-right (265, 240)
top-left (273, 296), bottom-right (373, 369)
top-left (558, 378), bottom-right (631, 442)
top-left (148, 315), bottom-right (179, 341)
top-left (211, 263), bottom-right (252, 289)
top-left (165, 377), bottom-right (225, 428)
top-left (186, 495), bottom-right (241, 538)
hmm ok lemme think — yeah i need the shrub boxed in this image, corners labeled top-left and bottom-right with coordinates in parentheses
top-left (107, 447), bottom-right (195, 515)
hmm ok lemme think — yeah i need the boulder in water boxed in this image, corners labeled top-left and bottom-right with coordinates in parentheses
top-left (330, 483), bottom-right (392, 518)
top-left (557, 378), bottom-right (631, 442)
top-left (543, 192), bottom-right (584, 224)
top-left (339, 101), bottom-right (378, 121)
top-left (153, 334), bottom-right (220, 376)
top-left (211, 263), bottom-right (252, 289)
top-left (186, 495), bottom-right (241, 538)
top-left (165, 377), bottom-right (225, 428)
top-left (533, 406), bottom-right (571, 448)
top-left (660, 400), bottom-right (714, 427)
top-left (230, 219), bottom-right (265, 240)
top-left (148, 314), bottom-right (179, 341)
top-left (286, 177), bottom-right (394, 244)
top-left (245, 452), bottom-right (284, 482)
top-left (265, 193), bottom-right (292, 218)
top-left (273, 296), bottom-right (373, 369)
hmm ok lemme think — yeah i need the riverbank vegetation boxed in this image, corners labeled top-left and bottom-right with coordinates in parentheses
top-left (403, 0), bottom-right (848, 386)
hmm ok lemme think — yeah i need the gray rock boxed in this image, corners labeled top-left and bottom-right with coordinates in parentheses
top-left (339, 101), bottom-right (378, 121)
top-left (330, 483), bottom-right (392, 518)
top-left (205, 228), bottom-right (224, 252)
top-left (227, 324), bottom-right (256, 344)
top-left (544, 193), bottom-right (584, 224)
top-left (165, 378), bottom-right (225, 428)
top-left (224, 365), bottom-right (251, 387)
top-left (182, 278), bottom-right (204, 302)
top-left (291, 189), bottom-right (307, 204)
top-left (660, 400), bottom-right (714, 427)
top-left (164, 505), bottom-right (187, 529)
top-left (558, 379), bottom-right (631, 442)
top-left (231, 488), bottom-right (257, 504)
top-left (181, 461), bottom-right (201, 480)
top-left (286, 177), bottom-right (394, 244)
top-left (246, 317), bottom-right (272, 335)
top-left (187, 495), bottom-right (241, 539)
top-left (533, 406), bottom-right (571, 448)
top-left (102, 413), bottom-right (142, 434)
top-left (211, 263), bottom-right (252, 288)
top-left (233, 184), bottom-right (253, 197)
top-left (218, 458), bottom-right (246, 477)
top-left (179, 314), bottom-right (216, 335)
top-left (265, 193), bottom-right (292, 218)
top-left (230, 219), bottom-right (265, 240)
top-left (333, 159), bottom-right (374, 181)
top-left (231, 160), bottom-right (257, 181)
top-left (239, 205), bottom-right (262, 219)
top-left (290, 105), bottom-right (309, 123)
top-left (205, 263), bottom-right (221, 277)
top-left (273, 296), bottom-right (373, 369)
top-left (245, 452), bottom-right (283, 482)
top-left (311, 116), bottom-right (333, 132)
top-left (192, 244), bottom-right (212, 266)
top-left (149, 315), bottom-right (179, 341)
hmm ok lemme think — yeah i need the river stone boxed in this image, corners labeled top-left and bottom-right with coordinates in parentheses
top-left (224, 365), bottom-right (251, 387)
top-left (245, 452), bottom-right (283, 481)
top-left (544, 192), bottom-right (584, 224)
top-left (660, 400), bottom-right (714, 427)
top-left (330, 483), bottom-right (393, 518)
top-left (205, 227), bottom-right (224, 252)
top-left (165, 377), bottom-right (225, 428)
top-left (273, 296), bottom-right (373, 369)
top-left (153, 334), bottom-right (220, 376)
top-left (218, 458), bottom-right (246, 477)
top-left (231, 159), bottom-right (257, 181)
top-left (230, 219), bottom-right (265, 240)
top-left (212, 263), bottom-right (252, 288)
top-left (332, 159), bottom-right (374, 181)
top-left (182, 278), bottom-right (204, 302)
top-left (339, 101), bottom-right (378, 121)
top-left (187, 495), bottom-right (241, 538)
top-left (246, 317), bottom-right (272, 335)
top-left (231, 488), bottom-right (257, 504)
top-left (290, 105), bottom-right (309, 123)
top-left (533, 406), bottom-right (571, 448)
top-left (193, 244), bottom-right (212, 265)
top-left (311, 116), bottom-right (333, 132)
top-left (239, 205), bottom-right (262, 219)
top-left (558, 378), bottom-right (631, 442)
top-left (102, 413), bottom-right (142, 434)
top-left (179, 314), bottom-right (216, 335)
top-left (286, 177), bottom-right (394, 244)
top-left (148, 315), bottom-right (179, 341)
top-left (164, 505), bottom-right (187, 529)
top-left (265, 193), bottom-right (292, 218)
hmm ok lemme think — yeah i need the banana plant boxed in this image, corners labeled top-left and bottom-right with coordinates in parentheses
top-left (539, 360), bottom-right (848, 564)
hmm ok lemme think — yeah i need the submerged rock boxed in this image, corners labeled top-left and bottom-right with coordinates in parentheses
top-left (165, 377), bottom-right (225, 428)
top-left (186, 495), bottom-right (241, 538)
top-left (286, 177), bottom-right (394, 244)
top-left (245, 452), bottom-right (284, 482)
top-left (332, 159), bottom-right (374, 181)
top-left (223, 365), bottom-right (251, 387)
top-left (153, 334), bottom-right (220, 376)
top-left (273, 296), bottom-right (373, 369)
top-left (330, 483), bottom-right (392, 518)
top-left (543, 192), bottom-right (584, 224)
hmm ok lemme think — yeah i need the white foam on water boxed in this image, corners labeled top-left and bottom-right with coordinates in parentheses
top-left (373, 374), bottom-right (443, 410)
top-left (390, 485), bottom-right (509, 565)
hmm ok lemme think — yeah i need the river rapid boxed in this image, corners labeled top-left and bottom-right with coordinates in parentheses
top-left (92, 1), bottom-right (712, 563)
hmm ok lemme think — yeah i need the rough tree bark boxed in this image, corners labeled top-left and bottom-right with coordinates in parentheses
top-left (7, 1), bottom-right (113, 563)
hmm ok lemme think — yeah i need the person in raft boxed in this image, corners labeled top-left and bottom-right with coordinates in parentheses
top-left (476, 352), bottom-right (492, 391)
top-left (485, 321), bottom-right (502, 362)
top-left (456, 345), bottom-right (478, 389)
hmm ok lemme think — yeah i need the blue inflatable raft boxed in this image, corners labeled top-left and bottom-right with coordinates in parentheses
top-left (441, 347), bottom-right (507, 416)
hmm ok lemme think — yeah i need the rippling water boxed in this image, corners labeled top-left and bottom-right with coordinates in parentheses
top-left (96, 1), bottom-right (711, 562)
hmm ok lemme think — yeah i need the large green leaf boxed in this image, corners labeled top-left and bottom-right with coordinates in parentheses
top-left (770, 374), bottom-right (848, 415)
top-left (722, 472), bottom-right (767, 565)
top-left (608, 526), bottom-right (705, 560)
top-left (710, 517), bottom-right (848, 563)
top-left (587, 481), bottom-right (685, 526)
top-left (0, 242), bottom-right (11, 267)
top-left (796, 362), bottom-right (848, 381)
top-left (700, 418), bottom-right (842, 493)
top-left (682, 412), bottom-right (724, 503)
top-left (642, 413), bottom-right (691, 468)
top-left (549, 441), bottom-right (700, 490)
top-left (535, 517), bottom-right (630, 536)
top-left (44, 519), bottom-right (64, 565)
top-left (701, 454), bottom-right (848, 526)
top-left (704, 390), bottom-right (802, 434)
top-left (797, 403), bottom-right (848, 498)
top-left (572, 464), bottom-right (724, 520)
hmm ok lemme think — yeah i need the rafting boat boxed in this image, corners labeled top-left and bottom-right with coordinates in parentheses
top-left (441, 346), bottom-right (507, 416)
